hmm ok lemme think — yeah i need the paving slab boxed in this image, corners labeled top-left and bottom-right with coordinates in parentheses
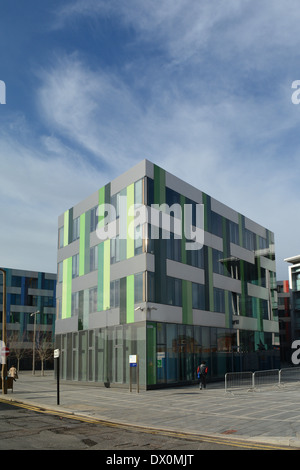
top-left (1, 371), bottom-right (300, 449)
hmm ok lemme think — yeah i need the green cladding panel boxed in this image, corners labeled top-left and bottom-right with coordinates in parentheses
top-left (62, 257), bottom-right (72, 319)
top-left (153, 165), bottom-right (167, 304)
top-left (182, 280), bottom-right (193, 325)
top-left (126, 274), bottom-right (135, 323)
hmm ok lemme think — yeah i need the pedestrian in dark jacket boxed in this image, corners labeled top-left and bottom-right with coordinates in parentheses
top-left (197, 361), bottom-right (208, 390)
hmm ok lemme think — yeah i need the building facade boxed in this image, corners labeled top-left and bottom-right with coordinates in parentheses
top-left (0, 267), bottom-right (56, 370)
top-left (285, 255), bottom-right (300, 346)
top-left (277, 280), bottom-right (291, 364)
top-left (55, 160), bottom-right (279, 388)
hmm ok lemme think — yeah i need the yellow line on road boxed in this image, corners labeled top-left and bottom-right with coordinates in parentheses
top-left (0, 398), bottom-right (294, 451)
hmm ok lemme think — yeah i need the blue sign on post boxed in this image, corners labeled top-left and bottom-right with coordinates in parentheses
top-left (129, 355), bottom-right (137, 367)
top-left (129, 355), bottom-right (139, 393)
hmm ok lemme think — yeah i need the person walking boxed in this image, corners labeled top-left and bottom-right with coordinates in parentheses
top-left (197, 361), bottom-right (208, 390)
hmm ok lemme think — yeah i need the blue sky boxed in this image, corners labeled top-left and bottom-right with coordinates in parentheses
top-left (0, 0), bottom-right (300, 280)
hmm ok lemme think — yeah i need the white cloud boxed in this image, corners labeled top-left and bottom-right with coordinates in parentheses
top-left (2, 0), bottom-right (299, 281)
top-left (0, 125), bottom-right (106, 273)
top-left (33, 47), bottom-right (300, 280)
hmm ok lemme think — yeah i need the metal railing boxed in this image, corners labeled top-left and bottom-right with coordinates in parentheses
top-left (279, 367), bottom-right (300, 384)
top-left (225, 367), bottom-right (300, 392)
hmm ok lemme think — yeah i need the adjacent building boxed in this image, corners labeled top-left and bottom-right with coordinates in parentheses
top-left (285, 255), bottom-right (300, 345)
top-left (0, 267), bottom-right (56, 370)
top-left (277, 280), bottom-right (291, 364)
top-left (55, 160), bottom-right (279, 388)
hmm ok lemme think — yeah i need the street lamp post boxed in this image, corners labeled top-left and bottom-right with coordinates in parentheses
top-left (31, 310), bottom-right (40, 375)
top-left (0, 268), bottom-right (7, 394)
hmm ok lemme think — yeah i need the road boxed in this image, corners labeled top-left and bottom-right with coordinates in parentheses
top-left (0, 400), bottom-right (288, 452)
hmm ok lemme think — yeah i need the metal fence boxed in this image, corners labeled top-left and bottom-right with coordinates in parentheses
top-left (225, 367), bottom-right (300, 392)
top-left (253, 369), bottom-right (279, 388)
top-left (279, 367), bottom-right (300, 384)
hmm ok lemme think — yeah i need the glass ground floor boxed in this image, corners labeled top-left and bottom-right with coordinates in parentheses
top-left (55, 321), bottom-right (280, 389)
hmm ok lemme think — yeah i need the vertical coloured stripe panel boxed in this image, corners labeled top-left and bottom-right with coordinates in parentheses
top-left (146, 323), bottom-right (157, 386)
top-left (126, 274), bottom-right (134, 323)
top-left (182, 280), bottom-right (193, 325)
top-left (62, 257), bottom-right (72, 319)
top-left (126, 183), bottom-right (135, 259)
top-left (153, 165), bottom-right (166, 304)
top-left (154, 164), bottom-right (165, 205)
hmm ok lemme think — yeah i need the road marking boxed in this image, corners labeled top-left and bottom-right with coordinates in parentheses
top-left (0, 398), bottom-right (295, 450)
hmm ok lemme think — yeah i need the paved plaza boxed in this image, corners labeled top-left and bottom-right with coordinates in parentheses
top-left (1, 372), bottom-right (300, 449)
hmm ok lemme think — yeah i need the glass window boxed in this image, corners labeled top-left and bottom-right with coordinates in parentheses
top-left (192, 283), bottom-right (205, 310)
top-left (11, 276), bottom-right (22, 287)
top-left (134, 272), bottom-right (144, 303)
top-left (111, 236), bottom-right (120, 264)
top-left (166, 232), bottom-right (181, 262)
top-left (211, 211), bottom-right (223, 238)
top-left (147, 272), bottom-right (155, 302)
top-left (110, 192), bottom-right (120, 219)
top-left (174, 279), bottom-right (182, 307)
top-left (166, 187), bottom-right (181, 207)
top-left (213, 288), bottom-right (225, 313)
top-left (134, 179), bottom-right (143, 206)
top-left (212, 249), bottom-right (225, 275)
top-left (89, 287), bottom-right (97, 314)
top-left (244, 229), bottom-right (255, 251)
top-left (72, 217), bottom-right (80, 241)
top-left (71, 292), bottom-right (79, 317)
top-left (11, 294), bottom-right (22, 305)
top-left (90, 245), bottom-right (98, 272)
top-left (259, 236), bottom-right (267, 250)
top-left (229, 221), bottom-right (239, 245)
top-left (72, 254), bottom-right (79, 278)
top-left (110, 279), bottom-right (120, 308)
top-left (58, 262), bottom-right (63, 283)
top-left (58, 226), bottom-right (64, 248)
top-left (134, 225), bottom-right (143, 256)
top-left (166, 277), bottom-right (182, 306)
top-left (166, 324), bottom-right (178, 383)
top-left (90, 206), bottom-right (98, 232)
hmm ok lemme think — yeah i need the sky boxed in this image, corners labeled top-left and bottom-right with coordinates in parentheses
top-left (0, 0), bottom-right (300, 280)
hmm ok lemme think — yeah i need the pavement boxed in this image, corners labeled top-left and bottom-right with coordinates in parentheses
top-left (1, 371), bottom-right (300, 450)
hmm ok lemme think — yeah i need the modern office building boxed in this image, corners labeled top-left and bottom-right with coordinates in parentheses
top-left (285, 255), bottom-right (300, 344)
top-left (55, 160), bottom-right (279, 388)
top-left (277, 280), bottom-right (291, 364)
top-left (0, 267), bottom-right (56, 370)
